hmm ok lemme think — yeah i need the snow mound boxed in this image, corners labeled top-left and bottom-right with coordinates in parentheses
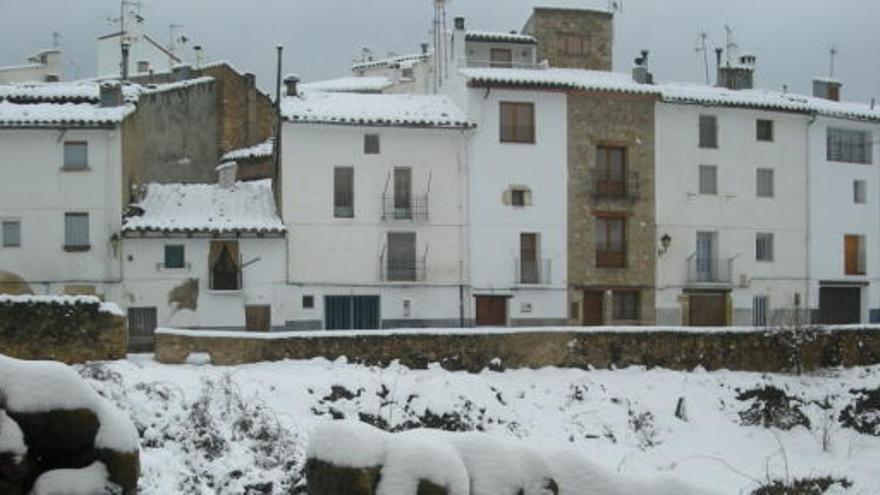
top-left (378, 429), bottom-right (469, 495)
top-left (30, 461), bottom-right (113, 495)
top-left (307, 420), bottom-right (387, 469)
top-left (0, 409), bottom-right (26, 461)
top-left (0, 354), bottom-right (138, 452)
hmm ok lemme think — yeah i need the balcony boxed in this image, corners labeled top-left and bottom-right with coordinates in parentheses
top-left (380, 255), bottom-right (427, 282)
top-left (589, 169), bottom-right (640, 202)
top-left (686, 255), bottom-right (733, 284)
top-left (515, 258), bottom-right (551, 285)
top-left (596, 250), bottom-right (626, 268)
top-left (381, 194), bottom-right (429, 222)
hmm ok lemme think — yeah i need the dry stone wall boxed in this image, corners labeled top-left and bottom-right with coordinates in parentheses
top-left (155, 327), bottom-right (880, 373)
top-left (0, 296), bottom-right (126, 364)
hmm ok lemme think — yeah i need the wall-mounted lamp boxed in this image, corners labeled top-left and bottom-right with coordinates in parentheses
top-left (658, 233), bottom-right (672, 256)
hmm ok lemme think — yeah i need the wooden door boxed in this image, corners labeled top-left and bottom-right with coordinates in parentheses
top-left (845, 235), bottom-right (862, 275)
top-left (582, 290), bottom-right (604, 326)
top-left (245, 305), bottom-right (271, 332)
top-left (393, 167), bottom-right (412, 218)
top-left (475, 296), bottom-right (507, 326)
top-left (688, 293), bottom-right (727, 326)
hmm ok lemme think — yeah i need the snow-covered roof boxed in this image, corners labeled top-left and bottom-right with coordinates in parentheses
top-left (123, 179), bottom-right (285, 235)
top-left (466, 31), bottom-right (537, 45)
top-left (462, 67), bottom-right (880, 122)
top-left (461, 67), bottom-right (660, 95)
top-left (352, 53), bottom-right (430, 71)
top-left (0, 80), bottom-right (142, 103)
top-left (282, 92), bottom-right (473, 128)
top-left (140, 76), bottom-right (214, 95)
top-left (221, 138), bottom-right (274, 163)
top-left (0, 101), bottom-right (135, 127)
top-left (301, 76), bottom-right (392, 94)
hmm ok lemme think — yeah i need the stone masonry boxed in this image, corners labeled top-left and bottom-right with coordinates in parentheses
top-left (567, 91), bottom-right (658, 325)
top-left (522, 8), bottom-right (613, 71)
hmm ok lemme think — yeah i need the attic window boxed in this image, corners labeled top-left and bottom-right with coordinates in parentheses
top-left (401, 67), bottom-right (414, 79)
top-left (364, 134), bottom-right (380, 154)
top-left (137, 61), bottom-right (150, 73)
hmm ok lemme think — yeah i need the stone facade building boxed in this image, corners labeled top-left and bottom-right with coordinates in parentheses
top-left (522, 7), bottom-right (613, 71)
top-left (567, 90), bottom-right (658, 325)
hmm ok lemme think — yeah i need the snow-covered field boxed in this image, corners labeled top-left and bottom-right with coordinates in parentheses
top-left (77, 355), bottom-right (880, 494)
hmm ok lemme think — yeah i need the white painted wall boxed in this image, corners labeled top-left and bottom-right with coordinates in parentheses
top-left (0, 50), bottom-right (61, 83)
top-left (281, 122), bottom-right (471, 327)
top-left (97, 32), bottom-right (176, 78)
top-left (655, 102), bottom-right (809, 325)
top-left (0, 127), bottom-right (123, 299)
top-left (121, 237), bottom-right (288, 329)
top-left (807, 116), bottom-right (880, 322)
top-left (464, 87), bottom-right (568, 324)
top-left (465, 41), bottom-right (536, 68)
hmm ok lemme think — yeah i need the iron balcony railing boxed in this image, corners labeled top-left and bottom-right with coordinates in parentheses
top-left (515, 258), bottom-right (551, 285)
top-left (687, 254), bottom-right (733, 284)
top-left (381, 194), bottom-right (429, 222)
top-left (380, 256), bottom-right (427, 282)
top-left (589, 169), bottom-right (640, 201)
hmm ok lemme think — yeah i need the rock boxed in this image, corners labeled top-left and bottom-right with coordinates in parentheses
top-left (306, 458), bottom-right (381, 495)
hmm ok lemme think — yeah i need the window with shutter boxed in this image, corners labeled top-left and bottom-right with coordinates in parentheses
top-left (64, 213), bottom-right (89, 250)
top-left (699, 115), bottom-right (718, 148)
top-left (164, 245), bottom-right (185, 269)
top-left (334, 167), bottom-right (354, 218)
top-left (757, 168), bottom-right (774, 197)
top-left (756, 233), bottom-right (774, 262)
top-left (63, 142), bottom-right (89, 170)
top-left (500, 102), bottom-right (535, 143)
top-left (595, 215), bottom-right (626, 268)
top-left (699, 165), bottom-right (717, 195)
top-left (2, 220), bottom-right (20, 247)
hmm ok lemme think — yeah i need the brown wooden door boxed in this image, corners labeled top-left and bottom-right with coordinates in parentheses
top-left (582, 290), bottom-right (604, 326)
top-left (845, 235), bottom-right (862, 275)
top-left (475, 296), bottom-right (507, 326)
top-left (246, 305), bottom-right (271, 332)
top-left (688, 293), bottom-right (727, 326)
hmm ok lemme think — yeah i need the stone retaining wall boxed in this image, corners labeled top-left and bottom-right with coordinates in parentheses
top-left (155, 326), bottom-right (880, 373)
top-left (0, 296), bottom-right (127, 363)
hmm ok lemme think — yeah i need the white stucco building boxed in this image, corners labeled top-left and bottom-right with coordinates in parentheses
top-left (0, 49), bottom-right (62, 83)
top-left (0, 82), bottom-right (134, 301)
top-left (281, 87), bottom-right (473, 329)
top-left (120, 176), bottom-right (286, 344)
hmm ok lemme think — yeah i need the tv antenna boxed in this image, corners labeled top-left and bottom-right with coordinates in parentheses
top-left (723, 24), bottom-right (737, 66)
top-left (694, 31), bottom-right (710, 84)
top-left (829, 46), bottom-right (838, 78)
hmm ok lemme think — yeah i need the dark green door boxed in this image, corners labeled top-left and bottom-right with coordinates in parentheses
top-left (325, 296), bottom-right (380, 330)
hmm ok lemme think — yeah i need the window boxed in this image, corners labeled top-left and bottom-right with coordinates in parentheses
top-left (136, 61), bottom-right (150, 73)
top-left (386, 232), bottom-right (417, 281)
top-left (511, 188), bottom-right (527, 207)
top-left (595, 145), bottom-right (627, 198)
top-left (2, 220), bottom-right (20, 247)
top-left (844, 234), bottom-right (866, 275)
top-left (164, 245), bottom-right (185, 269)
top-left (490, 48), bottom-right (513, 68)
top-left (334, 167), bottom-right (354, 218)
top-left (756, 233), bottom-right (774, 262)
top-left (854, 180), bottom-right (867, 204)
top-left (595, 215), bottom-right (626, 268)
top-left (756, 119), bottom-right (774, 142)
top-left (756, 168), bottom-right (774, 198)
top-left (564, 36), bottom-right (585, 55)
top-left (64, 213), bottom-right (89, 250)
top-left (753, 295), bottom-right (769, 327)
top-left (209, 240), bottom-right (241, 290)
top-left (364, 134), bottom-right (380, 154)
top-left (302, 295), bottom-right (315, 309)
top-left (63, 141), bottom-right (88, 170)
top-left (699, 115), bottom-right (718, 148)
top-left (699, 165), bottom-right (717, 195)
top-left (612, 291), bottom-right (640, 321)
top-left (827, 128), bottom-right (872, 164)
top-left (500, 102), bottom-right (535, 143)
top-left (401, 67), bottom-right (414, 79)
top-left (393, 167), bottom-right (412, 219)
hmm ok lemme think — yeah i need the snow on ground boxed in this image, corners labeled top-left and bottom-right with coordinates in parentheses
top-left (30, 461), bottom-right (112, 495)
top-left (77, 355), bottom-right (880, 494)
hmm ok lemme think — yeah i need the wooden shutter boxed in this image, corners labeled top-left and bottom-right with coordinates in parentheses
top-left (582, 291), bottom-right (604, 326)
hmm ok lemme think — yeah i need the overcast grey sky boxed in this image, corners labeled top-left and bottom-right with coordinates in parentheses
top-left (1, 0), bottom-right (877, 103)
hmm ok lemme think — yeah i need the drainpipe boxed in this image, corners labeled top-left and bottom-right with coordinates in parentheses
top-left (805, 111), bottom-right (817, 322)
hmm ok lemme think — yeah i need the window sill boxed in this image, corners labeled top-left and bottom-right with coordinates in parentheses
top-left (500, 140), bottom-right (536, 145)
top-left (207, 289), bottom-right (243, 295)
top-left (63, 245), bottom-right (91, 252)
top-left (61, 167), bottom-right (91, 172)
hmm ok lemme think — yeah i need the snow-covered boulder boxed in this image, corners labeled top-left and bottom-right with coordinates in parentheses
top-left (0, 354), bottom-right (139, 494)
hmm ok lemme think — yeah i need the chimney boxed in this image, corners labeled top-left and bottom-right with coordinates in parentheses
top-left (632, 49), bottom-right (653, 84)
top-left (172, 64), bottom-right (192, 81)
top-left (284, 74), bottom-right (300, 97)
top-left (244, 72), bottom-right (256, 88)
top-left (421, 42), bottom-right (429, 55)
top-left (716, 53), bottom-right (755, 90)
top-left (216, 162), bottom-right (238, 189)
top-left (99, 81), bottom-right (123, 107)
top-left (813, 77), bottom-right (842, 101)
top-left (121, 42), bottom-right (131, 80)
top-left (193, 45), bottom-right (203, 69)
top-left (454, 16), bottom-right (465, 31)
